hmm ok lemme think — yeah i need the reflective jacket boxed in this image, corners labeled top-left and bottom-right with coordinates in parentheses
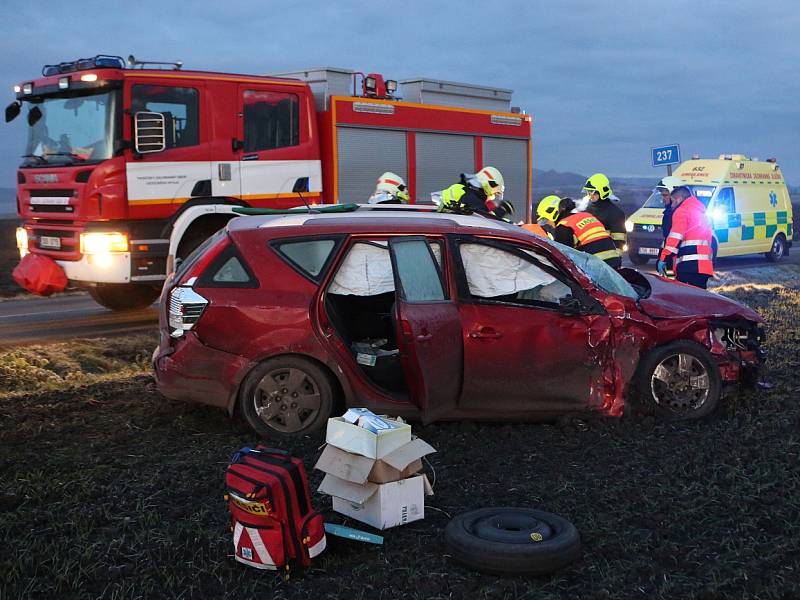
top-left (658, 195), bottom-right (714, 276)
top-left (438, 184), bottom-right (510, 220)
top-left (555, 212), bottom-right (622, 267)
top-left (588, 199), bottom-right (626, 251)
top-left (521, 223), bottom-right (552, 239)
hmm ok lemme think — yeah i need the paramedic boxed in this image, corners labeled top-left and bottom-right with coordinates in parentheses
top-left (553, 198), bottom-right (622, 268)
top-left (658, 184), bottom-right (714, 288)
top-left (582, 173), bottom-right (626, 253)
top-left (368, 172), bottom-right (410, 204)
top-left (438, 166), bottom-right (514, 221)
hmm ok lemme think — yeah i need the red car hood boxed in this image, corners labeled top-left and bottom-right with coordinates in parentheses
top-left (635, 272), bottom-right (762, 322)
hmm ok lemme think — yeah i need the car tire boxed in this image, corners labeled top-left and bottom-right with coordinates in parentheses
top-left (633, 340), bottom-right (722, 420)
top-left (628, 251), bottom-right (650, 265)
top-left (88, 284), bottom-right (160, 311)
top-left (765, 234), bottom-right (786, 263)
top-left (444, 507), bottom-right (581, 576)
top-left (240, 356), bottom-right (334, 440)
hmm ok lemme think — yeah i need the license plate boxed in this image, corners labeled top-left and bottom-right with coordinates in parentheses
top-left (639, 247), bottom-right (659, 256)
top-left (39, 235), bottom-right (61, 249)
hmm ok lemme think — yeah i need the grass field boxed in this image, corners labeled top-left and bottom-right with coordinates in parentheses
top-left (1, 283), bottom-right (799, 598)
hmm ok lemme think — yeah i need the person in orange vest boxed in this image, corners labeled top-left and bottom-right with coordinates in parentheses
top-left (657, 182), bottom-right (714, 288)
top-left (553, 198), bottom-right (622, 268)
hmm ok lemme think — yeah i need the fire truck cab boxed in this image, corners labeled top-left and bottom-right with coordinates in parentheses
top-left (8, 56), bottom-right (532, 310)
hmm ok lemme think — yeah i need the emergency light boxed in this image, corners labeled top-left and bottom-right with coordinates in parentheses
top-left (42, 55), bottom-right (126, 77)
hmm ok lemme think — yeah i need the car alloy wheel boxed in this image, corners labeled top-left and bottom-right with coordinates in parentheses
top-left (253, 367), bottom-right (323, 433)
top-left (650, 352), bottom-right (710, 414)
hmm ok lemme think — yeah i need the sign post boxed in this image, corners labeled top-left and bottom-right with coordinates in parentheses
top-left (651, 144), bottom-right (681, 176)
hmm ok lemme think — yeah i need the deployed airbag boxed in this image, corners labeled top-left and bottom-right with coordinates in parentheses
top-left (460, 243), bottom-right (556, 298)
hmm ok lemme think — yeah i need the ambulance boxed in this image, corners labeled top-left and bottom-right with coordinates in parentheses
top-left (625, 155), bottom-right (794, 265)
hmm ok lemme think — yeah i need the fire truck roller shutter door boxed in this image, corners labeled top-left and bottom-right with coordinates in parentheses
top-left (415, 133), bottom-right (474, 204)
top-left (336, 128), bottom-right (407, 204)
top-left (482, 137), bottom-right (529, 218)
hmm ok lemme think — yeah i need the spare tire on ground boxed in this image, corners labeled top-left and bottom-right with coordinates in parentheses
top-left (444, 507), bottom-right (580, 576)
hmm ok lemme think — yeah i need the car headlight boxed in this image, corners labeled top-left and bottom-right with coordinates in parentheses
top-left (80, 232), bottom-right (129, 254)
top-left (625, 220), bottom-right (634, 232)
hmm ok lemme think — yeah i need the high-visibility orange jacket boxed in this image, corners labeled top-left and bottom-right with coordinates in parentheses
top-left (554, 211), bottom-right (621, 267)
top-left (521, 223), bottom-right (552, 239)
top-left (658, 196), bottom-right (714, 276)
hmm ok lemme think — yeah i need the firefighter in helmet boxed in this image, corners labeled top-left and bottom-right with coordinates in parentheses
top-left (581, 173), bottom-right (626, 253)
top-left (437, 166), bottom-right (514, 221)
top-left (368, 172), bottom-right (410, 204)
top-left (553, 197), bottom-right (622, 268)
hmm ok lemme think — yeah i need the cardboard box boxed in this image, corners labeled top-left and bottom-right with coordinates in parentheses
top-left (319, 473), bottom-right (427, 530)
top-left (315, 438), bottom-right (435, 484)
top-left (325, 416), bottom-right (411, 459)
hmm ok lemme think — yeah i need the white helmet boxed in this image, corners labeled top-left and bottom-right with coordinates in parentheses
top-left (368, 172), bottom-right (409, 204)
top-left (468, 166), bottom-right (505, 200)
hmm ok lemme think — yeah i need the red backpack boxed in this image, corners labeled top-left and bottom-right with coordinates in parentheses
top-left (225, 446), bottom-right (326, 576)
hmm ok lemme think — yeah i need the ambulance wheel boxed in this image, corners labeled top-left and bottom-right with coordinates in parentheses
top-left (765, 234), bottom-right (786, 262)
top-left (628, 251), bottom-right (650, 265)
top-left (444, 507), bottom-right (580, 575)
top-left (88, 284), bottom-right (160, 311)
top-left (634, 340), bottom-right (721, 420)
top-left (240, 356), bottom-right (334, 440)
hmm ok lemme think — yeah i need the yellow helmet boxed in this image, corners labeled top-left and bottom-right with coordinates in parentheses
top-left (370, 172), bottom-right (409, 203)
top-left (582, 173), bottom-right (612, 200)
top-left (536, 195), bottom-right (561, 221)
top-left (474, 166), bottom-right (505, 200)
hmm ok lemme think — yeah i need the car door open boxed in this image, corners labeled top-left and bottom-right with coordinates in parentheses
top-left (388, 236), bottom-right (462, 423)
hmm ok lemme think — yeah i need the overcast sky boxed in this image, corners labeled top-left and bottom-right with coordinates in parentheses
top-left (1, 0), bottom-right (798, 186)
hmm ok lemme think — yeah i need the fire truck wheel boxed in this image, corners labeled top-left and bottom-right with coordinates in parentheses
top-left (633, 340), bottom-right (722, 420)
top-left (444, 507), bottom-right (580, 575)
top-left (88, 284), bottom-right (160, 311)
top-left (240, 356), bottom-right (334, 440)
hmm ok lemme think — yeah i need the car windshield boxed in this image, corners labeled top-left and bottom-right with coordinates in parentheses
top-left (642, 185), bottom-right (716, 208)
top-left (24, 90), bottom-right (118, 165)
top-left (551, 241), bottom-right (640, 300)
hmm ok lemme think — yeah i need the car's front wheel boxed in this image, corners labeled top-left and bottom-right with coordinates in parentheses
top-left (633, 340), bottom-right (722, 420)
top-left (240, 356), bottom-right (334, 440)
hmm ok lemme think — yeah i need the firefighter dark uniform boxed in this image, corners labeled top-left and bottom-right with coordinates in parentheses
top-left (659, 194), bottom-right (714, 288)
top-left (588, 198), bottom-right (626, 253)
top-left (554, 212), bottom-right (622, 269)
top-left (438, 182), bottom-right (513, 221)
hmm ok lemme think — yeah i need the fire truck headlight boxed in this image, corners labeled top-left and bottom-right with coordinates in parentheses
top-left (80, 232), bottom-right (129, 255)
top-left (58, 77), bottom-right (70, 90)
top-left (22, 83), bottom-right (33, 95)
top-left (365, 76), bottom-right (376, 91)
top-left (14, 85), bottom-right (21, 93)
top-left (16, 227), bottom-right (29, 257)
top-left (80, 73), bottom-right (98, 82)
top-left (385, 79), bottom-right (397, 93)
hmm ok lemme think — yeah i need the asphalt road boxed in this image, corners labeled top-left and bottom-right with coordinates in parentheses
top-left (1, 251), bottom-right (797, 348)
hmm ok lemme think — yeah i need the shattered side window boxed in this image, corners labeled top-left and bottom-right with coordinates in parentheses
top-left (459, 243), bottom-right (572, 306)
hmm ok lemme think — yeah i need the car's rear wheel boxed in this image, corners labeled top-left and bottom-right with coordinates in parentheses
top-left (240, 356), bottom-right (334, 440)
top-left (633, 340), bottom-right (721, 420)
top-left (765, 234), bottom-right (786, 262)
top-left (88, 284), bottom-right (160, 311)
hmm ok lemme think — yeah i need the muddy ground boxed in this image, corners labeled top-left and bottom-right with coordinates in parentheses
top-left (1, 283), bottom-right (799, 599)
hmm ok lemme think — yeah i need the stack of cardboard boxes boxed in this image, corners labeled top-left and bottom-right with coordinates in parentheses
top-left (315, 409), bottom-right (435, 530)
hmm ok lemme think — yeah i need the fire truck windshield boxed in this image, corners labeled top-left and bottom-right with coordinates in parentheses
top-left (23, 90), bottom-right (118, 165)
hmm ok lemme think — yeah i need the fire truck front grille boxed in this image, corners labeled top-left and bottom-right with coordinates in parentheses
top-left (29, 189), bottom-right (77, 214)
top-left (30, 226), bottom-right (80, 259)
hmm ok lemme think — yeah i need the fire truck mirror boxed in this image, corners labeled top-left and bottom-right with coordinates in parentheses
top-left (134, 111), bottom-right (166, 154)
top-left (5, 101), bottom-right (21, 123)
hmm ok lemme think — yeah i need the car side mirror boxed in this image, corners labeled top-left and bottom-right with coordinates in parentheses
top-left (134, 111), bottom-right (166, 154)
top-left (5, 101), bottom-right (21, 123)
top-left (559, 296), bottom-right (584, 315)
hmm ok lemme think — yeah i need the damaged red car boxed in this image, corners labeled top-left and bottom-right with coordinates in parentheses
top-left (153, 207), bottom-right (765, 439)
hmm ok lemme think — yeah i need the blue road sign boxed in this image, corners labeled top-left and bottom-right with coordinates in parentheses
top-left (651, 144), bottom-right (681, 167)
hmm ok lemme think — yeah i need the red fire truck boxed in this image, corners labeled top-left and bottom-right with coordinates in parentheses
top-left (7, 55), bottom-right (532, 310)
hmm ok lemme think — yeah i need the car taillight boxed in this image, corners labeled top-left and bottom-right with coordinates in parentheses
top-left (169, 284), bottom-right (209, 338)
